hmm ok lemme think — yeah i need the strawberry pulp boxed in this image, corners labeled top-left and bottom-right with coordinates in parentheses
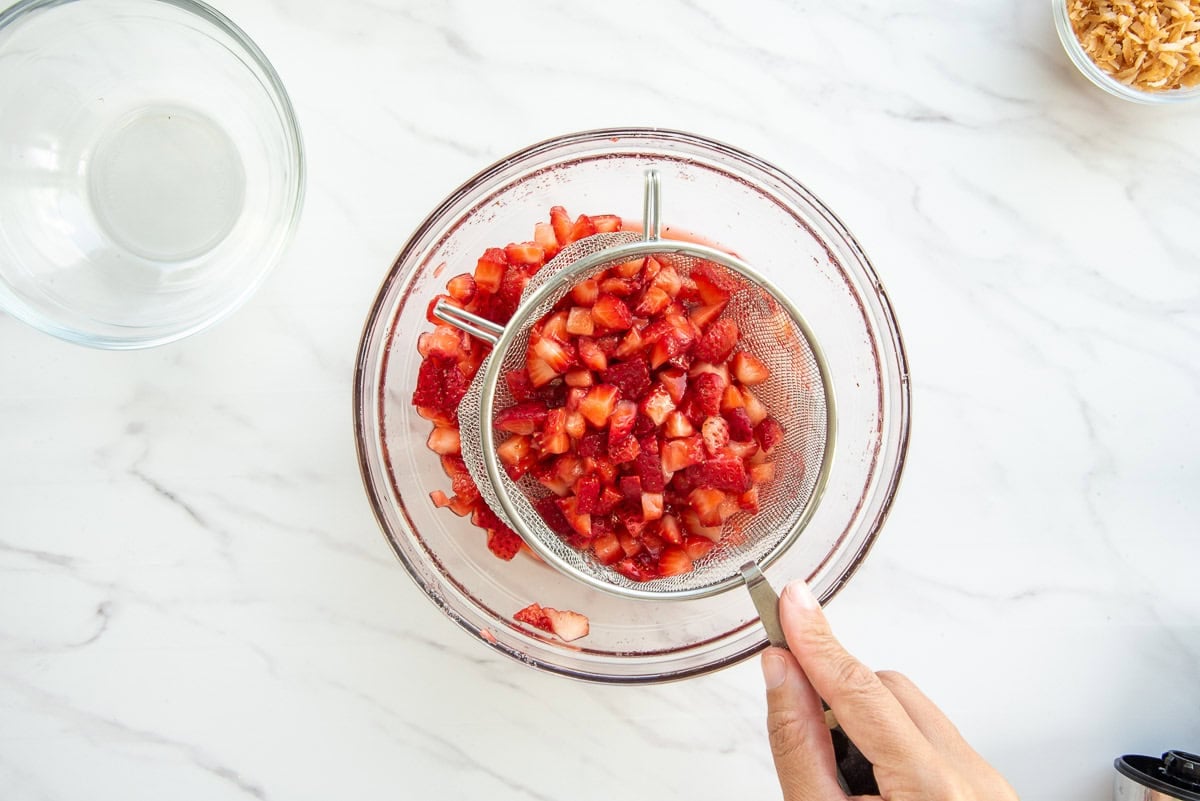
top-left (413, 206), bottom-right (784, 589)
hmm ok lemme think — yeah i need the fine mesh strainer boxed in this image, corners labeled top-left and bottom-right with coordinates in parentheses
top-left (433, 170), bottom-right (835, 643)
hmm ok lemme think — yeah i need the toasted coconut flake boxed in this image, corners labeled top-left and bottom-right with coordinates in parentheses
top-left (1068, 0), bottom-right (1200, 91)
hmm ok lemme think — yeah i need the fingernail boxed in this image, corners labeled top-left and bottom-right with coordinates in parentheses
top-left (761, 651), bottom-right (788, 690)
top-left (782, 580), bottom-right (819, 611)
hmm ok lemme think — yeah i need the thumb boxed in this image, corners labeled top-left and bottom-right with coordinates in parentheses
top-left (761, 647), bottom-right (846, 801)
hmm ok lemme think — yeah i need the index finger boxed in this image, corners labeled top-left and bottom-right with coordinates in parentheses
top-left (778, 581), bottom-right (936, 773)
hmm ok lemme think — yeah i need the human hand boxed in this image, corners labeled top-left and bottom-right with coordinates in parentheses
top-left (761, 580), bottom-right (1019, 800)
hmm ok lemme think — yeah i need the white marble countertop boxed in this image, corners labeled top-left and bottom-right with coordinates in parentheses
top-left (3, 1), bottom-right (1199, 799)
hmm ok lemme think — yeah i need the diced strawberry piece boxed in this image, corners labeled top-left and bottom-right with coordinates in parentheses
top-left (617, 471), bottom-right (641, 498)
top-left (731, 351), bottom-right (771, 385)
top-left (608, 400), bottom-right (637, 442)
top-left (639, 384), bottom-right (676, 426)
top-left (426, 426), bottom-right (461, 455)
top-left (578, 431), bottom-right (605, 459)
top-left (534, 496), bottom-right (574, 538)
top-left (686, 458), bottom-right (750, 493)
top-left (418, 325), bottom-right (466, 360)
top-left (600, 276), bottom-right (639, 297)
top-left (692, 262), bottom-right (740, 304)
top-left (721, 383), bottom-right (745, 412)
top-left (506, 241), bottom-right (545, 265)
top-left (688, 301), bottom-right (727, 330)
top-left (681, 509), bottom-right (722, 541)
top-left (656, 367), bottom-right (688, 404)
top-left (566, 306), bottom-right (594, 336)
top-left (615, 258), bottom-right (643, 278)
top-left (571, 278), bottom-right (599, 306)
top-left (642, 492), bottom-right (664, 521)
top-left (664, 411), bottom-right (695, 438)
top-left (526, 357), bottom-right (558, 388)
top-left (495, 401), bottom-right (548, 435)
top-left (618, 530), bottom-right (643, 557)
top-left (741, 387), bottom-right (768, 425)
top-left (652, 263), bottom-right (682, 297)
top-left (446, 273), bottom-right (476, 303)
top-left (557, 496), bottom-right (592, 538)
top-left (633, 413), bottom-right (656, 438)
top-left (540, 408), bottom-right (570, 455)
top-left (693, 318), bottom-right (739, 363)
top-left (641, 531), bottom-right (665, 558)
top-left (486, 524), bottom-right (523, 561)
top-left (580, 384), bottom-right (620, 428)
top-left (533, 221), bottom-right (559, 259)
top-left (592, 532), bottom-right (623, 565)
top-left (416, 405), bottom-right (454, 425)
top-left (591, 294), bottom-right (634, 331)
top-left (749, 461), bottom-right (776, 484)
top-left (565, 387), bottom-right (586, 412)
top-left (430, 489), bottom-right (452, 508)
top-left (684, 535), bottom-right (716, 560)
top-left (591, 214), bottom-right (621, 233)
top-left (555, 455), bottom-right (584, 485)
top-left (474, 248), bottom-right (507, 293)
top-left (634, 286), bottom-right (671, 316)
top-left (497, 433), bottom-right (532, 466)
top-left (690, 372), bottom-right (725, 418)
top-left (635, 437), bottom-right (665, 492)
top-left (689, 488), bottom-right (729, 527)
top-left (724, 439), bottom-right (760, 460)
top-left (575, 475), bottom-right (601, 514)
top-left (514, 603), bottom-right (553, 632)
top-left (602, 360), bottom-right (650, 400)
top-left (661, 436), bottom-right (706, 472)
top-left (577, 337), bottom-right (607, 372)
top-left (532, 336), bottom-right (573, 373)
top-left (614, 327), bottom-right (644, 359)
top-left (564, 369), bottom-right (593, 388)
top-left (543, 607), bottom-right (589, 641)
top-left (650, 329), bottom-right (694, 370)
top-left (565, 410), bottom-right (586, 439)
top-left (756, 417), bottom-right (785, 453)
top-left (608, 435), bottom-right (640, 465)
top-left (739, 486), bottom-right (760, 513)
top-left (505, 369), bottom-right (536, 401)
top-left (412, 355), bottom-right (451, 409)
top-left (659, 514), bottom-right (683, 545)
top-left (550, 206), bottom-right (574, 245)
top-left (570, 214), bottom-right (597, 243)
top-left (657, 546), bottom-right (693, 577)
top-left (701, 416), bottom-right (731, 456)
top-left (614, 554), bottom-right (657, 582)
top-left (540, 311), bottom-right (569, 342)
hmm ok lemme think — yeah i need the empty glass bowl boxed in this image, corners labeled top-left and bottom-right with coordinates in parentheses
top-left (0, 0), bottom-right (305, 348)
top-left (354, 129), bottom-right (910, 683)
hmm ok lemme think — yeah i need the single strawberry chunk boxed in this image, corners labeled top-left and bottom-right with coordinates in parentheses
top-left (544, 607), bottom-right (590, 641)
top-left (756, 417), bottom-right (785, 453)
top-left (591, 214), bottom-right (621, 233)
top-left (724, 439), bottom-right (760, 460)
top-left (426, 426), bottom-right (461, 455)
top-left (690, 372), bottom-right (725, 419)
top-left (614, 327), bottom-right (643, 359)
top-left (577, 431), bottom-right (605, 459)
top-left (539, 408), bottom-right (570, 455)
top-left (565, 306), bottom-right (595, 336)
top-left (681, 509), bottom-right (723, 541)
top-left (592, 532), bottom-right (623, 565)
top-left (633, 413), bottom-right (656, 439)
top-left (731, 351), bottom-right (771, 385)
top-left (639, 384), bottom-right (676, 426)
top-left (505, 241), bottom-right (544, 265)
top-left (658, 546), bottom-right (693, 577)
top-left (749, 461), bottom-right (776, 484)
top-left (564, 369), bottom-right (593, 388)
top-left (635, 437), bottom-right (665, 492)
top-left (602, 360), bottom-right (650, 400)
top-left (608, 435), bottom-right (641, 465)
top-left (429, 489), bottom-right (451, 508)
top-left (596, 485), bottom-right (623, 514)
top-left (514, 603), bottom-right (554, 633)
top-left (526, 357), bottom-right (558, 388)
top-left (724, 407), bottom-right (755, 443)
top-left (446, 273), bottom-right (477, 303)
top-left (634, 286), bottom-right (671, 317)
top-left (738, 486), bottom-right (760, 513)
top-left (720, 383), bottom-right (745, 412)
top-left (741, 387), bottom-right (768, 425)
top-left (692, 262), bottom-right (740, 304)
top-left (580, 384), bottom-right (620, 428)
top-left (664, 411), bottom-right (695, 438)
top-left (474, 248), bottom-right (507, 293)
top-left (641, 531), bottom-right (665, 558)
top-left (642, 492), bottom-right (664, 521)
top-left (412, 355), bottom-right (451, 409)
top-left (570, 214), bottom-right (597, 243)
top-left (684, 534), bottom-right (716, 560)
top-left (533, 221), bottom-right (559, 259)
top-left (689, 487), bottom-right (730, 527)
top-left (571, 278), bottom-right (599, 306)
top-left (534, 496), bottom-right (574, 538)
top-left (650, 329), bottom-right (695, 370)
top-left (497, 434), bottom-right (533, 473)
top-left (600, 276), bottom-right (639, 297)
top-left (653, 263), bottom-right (682, 296)
top-left (494, 401), bottom-right (548, 435)
top-left (618, 530), bottom-right (643, 556)
top-left (614, 554), bottom-right (657, 582)
top-left (486, 524), bottom-right (523, 561)
top-left (656, 366), bottom-right (688, 404)
top-left (659, 514), bottom-right (683, 545)
top-left (556, 496), bottom-right (592, 538)
top-left (693, 318), bottom-right (739, 363)
top-left (591, 294), bottom-right (633, 331)
top-left (607, 399), bottom-right (638, 441)
top-left (689, 300), bottom-right (728, 330)
top-left (550, 206), bottom-right (574, 245)
top-left (619, 475), bottom-right (642, 500)
top-left (701, 416), bottom-right (730, 456)
top-left (661, 436), bottom-right (706, 472)
top-left (531, 336), bottom-right (573, 374)
top-left (575, 475), bottom-right (601, 514)
top-left (577, 337), bottom-right (608, 372)
top-left (540, 311), bottom-right (569, 342)
top-left (686, 458), bottom-right (751, 493)
top-left (417, 325), bottom-right (466, 360)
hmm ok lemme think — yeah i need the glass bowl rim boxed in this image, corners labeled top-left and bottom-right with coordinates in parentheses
top-left (353, 126), bottom-right (912, 683)
top-left (0, 0), bottom-right (307, 349)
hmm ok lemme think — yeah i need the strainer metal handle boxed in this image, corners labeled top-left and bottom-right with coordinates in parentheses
top-left (741, 562), bottom-right (786, 648)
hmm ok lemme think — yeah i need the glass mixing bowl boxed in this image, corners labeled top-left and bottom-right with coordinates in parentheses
top-left (354, 129), bottom-right (910, 683)
top-left (0, 0), bottom-right (305, 348)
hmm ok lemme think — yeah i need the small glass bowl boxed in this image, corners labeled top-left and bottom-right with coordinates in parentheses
top-left (0, 0), bottom-right (305, 348)
top-left (1053, 0), bottom-right (1200, 105)
top-left (354, 129), bottom-right (910, 683)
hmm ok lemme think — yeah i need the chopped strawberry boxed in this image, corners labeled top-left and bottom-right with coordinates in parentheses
top-left (693, 318), bottom-right (739, 363)
top-left (642, 492), bottom-right (664, 521)
top-left (596, 485), bottom-right (623, 514)
top-left (526, 356), bottom-right (558, 388)
top-left (688, 301), bottom-right (727, 330)
top-left (592, 532), bottom-right (623, 565)
top-left (550, 206), bottom-right (574, 246)
top-left (614, 554), bottom-right (657, 582)
top-left (725, 407), bottom-right (754, 441)
top-left (618, 529), bottom-right (644, 556)
top-left (474, 248), bottom-right (507, 293)
top-left (417, 325), bottom-right (466, 360)
top-left (429, 489), bottom-right (452, 508)
top-left (608, 399), bottom-right (638, 442)
top-left (614, 327), bottom-right (643, 359)
top-left (514, 603), bottom-right (553, 633)
top-left (602, 359), bottom-right (651, 400)
top-left (505, 369), bottom-right (536, 401)
top-left (664, 411), bottom-right (695, 438)
top-left (653, 263), bottom-right (682, 296)
top-left (426, 426), bottom-right (461, 455)
top-left (686, 458), bottom-right (750, 493)
top-left (657, 547), bottom-right (693, 577)
top-left (445, 273), bottom-right (477, 304)
top-left (749, 461), bottom-right (776, 484)
top-left (495, 401), bottom-right (548, 435)
top-left (608, 435), bottom-right (641, 465)
top-left (635, 437), bottom-right (665, 492)
top-left (505, 241), bottom-right (544, 265)
top-left (591, 214), bottom-right (621, 233)
top-left (565, 306), bottom-right (595, 336)
top-left (539, 408), bottom-right (570, 455)
top-left (701, 416), bottom-right (730, 456)
top-left (619, 475), bottom-right (642, 500)
top-left (756, 417), bottom-right (785, 453)
top-left (741, 387), bottom-right (768, 425)
top-left (533, 221), bottom-right (559, 259)
top-left (557, 496), bottom-right (591, 538)
top-left (531, 336), bottom-right (573, 374)
top-left (720, 383), bottom-right (744, 412)
top-left (565, 410), bottom-right (586, 439)
top-left (688, 488), bottom-right (730, 527)
top-left (577, 337), bottom-right (608, 372)
top-left (580, 384), bottom-right (620, 428)
top-left (639, 384), bottom-right (676, 426)
top-left (575, 475), bottom-right (601, 514)
top-left (600, 276), bottom-right (639, 297)
top-left (731, 351), bottom-right (770, 385)
top-left (572, 278), bottom-right (599, 306)
top-left (661, 436), bottom-right (706, 472)
top-left (690, 372), bottom-right (725, 418)
top-left (684, 535), bottom-right (716, 560)
top-left (486, 524), bottom-right (523, 561)
top-left (634, 286), bottom-right (671, 317)
top-left (649, 328), bottom-right (694, 370)
top-left (738, 486), bottom-right (760, 513)
top-left (544, 607), bottom-right (590, 641)
top-left (578, 431), bottom-right (605, 459)
top-left (656, 367), bottom-right (688, 404)
top-left (497, 434), bottom-right (533, 473)
top-left (659, 514), bottom-right (684, 545)
top-left (534, 496), bottom-right (574, 538)
top-left (591, 293), bottom-right (633, 331)
top-left (564, 369), bottom-right (593, 388)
